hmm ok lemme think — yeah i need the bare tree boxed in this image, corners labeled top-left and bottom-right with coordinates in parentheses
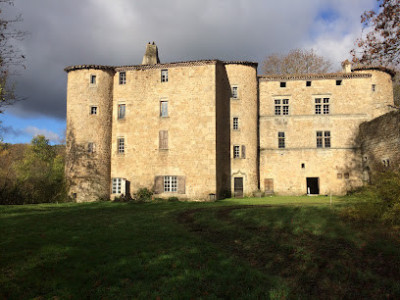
top-left (351, 0), bottom-right (400, 66)
top-left (262, 48), bottom-right (332, 75)
top-left (0, 0), bottom-right (26, 113)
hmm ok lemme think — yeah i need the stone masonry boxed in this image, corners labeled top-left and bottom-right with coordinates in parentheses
top-left (65, 43), bottom-right (395, 202)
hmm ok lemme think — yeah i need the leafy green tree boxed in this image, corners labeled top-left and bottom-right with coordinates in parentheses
top-left (14, 135), bottom-right (66, 203)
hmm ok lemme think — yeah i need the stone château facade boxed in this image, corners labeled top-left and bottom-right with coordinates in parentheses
top-left (65, 43), bottom-right (395, 202)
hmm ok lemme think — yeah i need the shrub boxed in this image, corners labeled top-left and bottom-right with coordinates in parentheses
top-left (167, 196), bottom-right (179, 202)
top-left (135, 188), bottom-right (153, 202)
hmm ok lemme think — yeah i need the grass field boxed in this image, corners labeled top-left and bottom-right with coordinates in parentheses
top-left (1, 196), bottom-right (400, 299)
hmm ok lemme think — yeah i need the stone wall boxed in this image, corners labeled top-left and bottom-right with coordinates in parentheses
top-left (258, 69), bottom-right (393, 195)
top-left (358, 110), bottom-right (400, 180)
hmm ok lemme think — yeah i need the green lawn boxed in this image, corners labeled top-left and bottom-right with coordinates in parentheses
top-left (1, 196), bottom-right (399, 299)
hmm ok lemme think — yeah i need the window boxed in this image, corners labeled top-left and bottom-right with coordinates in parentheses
top-left (306, 81), bottom-right (312, 87)
top-left (119, 72), bottom-right (126, 85)
top-left (233, 117), bottom-right (239, 130)
top-left (87, 142), bottom-right (95, 153)
top-left (316, 131), bottom-right (331, 148)
top-left (118, 104), bottom-right (126, 119)
top-left (278, 132), bottom-right (285, 148)
top-left (383, 159), bottom-right (390, 167)
top-left (160, 101), bottom-right (168, 117)
top-left (117, 137), bottom-right (125, 153)
top-left (336, 80), bottom-right (342, 86)
top-left (337, 173), bottom-right (342, 179)
top-left (231, 86), bottom-right (238, 99)
top-left (164, 176), bottom-right (177, 192)
top-left (112, 178), bottom-right (123, 194)
top-left (344, 172), bottom-right (350, 179)
top-left (233, 145), bottom-right (240, 158)
top-left (372, 84), bottom-right (376, 92)
top-left (315, 98), bottom-right (330, 114)
top-left (90, 106), bottom-right (97, 115)
top-left (301, 163), bottom-right (305, 169)
top-left (161, 69), bottom-right (168, 82)
top-left (280, 82), bottom-right (286, 88)
top-left (323, 98), bottom-right (330, 114)
top-left (90, 75), bottom-right (96, 85)
top-left (274, 99), bottom-right (289, 115)
top-left (159, 130), bottom-right (168, 149)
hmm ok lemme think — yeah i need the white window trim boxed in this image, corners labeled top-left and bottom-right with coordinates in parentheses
top-left (118, 103), bottom-right (126, 120)
top-left (164, 176), bottom-right (177, 192)
top-left (112, 177), bottom-right (126, 195)
top-left (160, 99), bottom-right (168, 117)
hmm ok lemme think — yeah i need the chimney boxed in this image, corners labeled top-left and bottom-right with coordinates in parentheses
top-left (142, 42), bottom-right (160, 65)
top-left (341, 60), bottom-right (352, 73)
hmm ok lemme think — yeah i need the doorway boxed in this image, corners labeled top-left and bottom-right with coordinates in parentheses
top-left (234, 177), bottom-right (243, 197)
top-left (306, 177), bottom-right (319, 195)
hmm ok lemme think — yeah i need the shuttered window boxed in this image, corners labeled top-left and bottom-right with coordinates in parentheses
top-left (241, 145), bottom-right (246, 159)
top-left (159, 130), bottom-right (168, 149)
top-left (154, 176), bottom-right (186, 194)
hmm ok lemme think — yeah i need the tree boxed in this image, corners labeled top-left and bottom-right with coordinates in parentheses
top-left (0, 0), bottom-right (26, 113)
top-left (351, 0), bottom-right (400, 66)
top-left (262, 48), bottom-right (332, 75)
top-left (14, 135), bottom-right (66, 204)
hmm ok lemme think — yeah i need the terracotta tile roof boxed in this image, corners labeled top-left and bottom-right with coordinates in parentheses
top-left (258, 72), bottom-right (372, 81)
top-left (352, 66), bottom-right (396, 78)
top-left (64, 60), bottom-right (258, 72)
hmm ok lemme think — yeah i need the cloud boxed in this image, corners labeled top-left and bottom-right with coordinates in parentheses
top-left (0, 124), bottom-right (63, 144)
top-left (4, 0), bottom-right (376, 120)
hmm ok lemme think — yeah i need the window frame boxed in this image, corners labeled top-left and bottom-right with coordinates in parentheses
top-left (233, 145), bottom-right (240, 159)
top-left (164, 176), bottom-right (177, 192)
top-left (160, 100), bottom-right (168, 117)
top-left (90, 106), bottom-right (98, 115)
top-left (119, 71), bottom-right (126, 85)
top-left (231, 85), bottom-right (239, 99)
top-left (278, 132), bottom-right (285, 149)
top-left (233, 117), bottom-right (239, 130)
top-left (274, 98), bottom-right (289, 116)
top-left (161, 69), bottom-right (168, 82)
top-left (117, 137), bottom-right (125, 154)
top-left (118, 103), bottom-right (126, 119)
top-left (112, 178), bottom-right (123, 194)
top-left (87, 142), bottom-right (95, 153)
top-left (90, 74), bottom-right (96, 85)
top-left (316, 131), bottom-right (331, 148)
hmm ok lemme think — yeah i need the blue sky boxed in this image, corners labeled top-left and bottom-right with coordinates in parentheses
top-left (0, 0), bottom-right (375, 145)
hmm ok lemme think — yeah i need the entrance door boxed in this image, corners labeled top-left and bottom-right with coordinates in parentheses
top-left (234, 177), bottom-right (243, 197)
top-left (306, 177), bottom-right (319, 195)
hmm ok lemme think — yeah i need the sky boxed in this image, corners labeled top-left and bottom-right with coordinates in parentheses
top-left (0, 0), bottom-right (376, 144)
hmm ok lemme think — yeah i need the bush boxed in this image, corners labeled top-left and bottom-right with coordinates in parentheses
top-left (135, 188), bottom-right (153, 202)
top-left (167, 196), bottom-right (179, 202)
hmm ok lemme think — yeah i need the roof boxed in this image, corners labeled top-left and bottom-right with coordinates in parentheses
top-left (258, 72), bottom-right (372, 81)
top-left (65, 60), bottom-right (258, 72)
top-left (352, 66), bottom-right (396, 78)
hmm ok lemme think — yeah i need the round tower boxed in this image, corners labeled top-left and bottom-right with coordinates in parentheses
top-left (224, 62), bottom-right (259, 196)
top-left (65, 65), bottom-right (114, 202)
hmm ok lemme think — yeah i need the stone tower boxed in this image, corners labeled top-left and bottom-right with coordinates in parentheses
top-left (64, 66), bottom-right (114, 202)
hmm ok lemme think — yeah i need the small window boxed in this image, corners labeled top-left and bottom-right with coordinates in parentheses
top-left (119, 72), bottom-right (126, 85)
top-left (90, 106), bottom-right (97, 115)
top-left (159, 130), bottom-right (168, 150)
top-left (112, 178), bottom-right (123, 194)
top-left (233, 117), bottom-right (239, 130)
top-left (231, 86), bottom-right (238, 99)
top-left (301, 163), bottom-right (305, 169)
top-left (161, 69), bottom-right (168, 82)
top-left (233, 145), bottom-right (240, 158)
top-left (117, 137), bottom-right (125, 153)
top-left (336, 80), bottom-right (342, 86)
top-left (280, 82), bottom-right (286, 88)
top-left (372, 84), bottom-right (376, 92)
top-left (72, 193), bottom-right (77, 199)
top-left (160, 101), bottom-right (168, 117)
top-left (118, 104), bottom-right (126, 119)
top-left (87, 142), bottom-right (95, 153)
top-left (337, 173), bottom-right (342, 179)
top-left (306, 81), bottom-right (311, 87)
top-left (164, 176), bottom-right (177, 192)
top-left (90, 75), bottom-right (96, 85)
top-left (344, 173), bottom-right (350, 179)
top-left (278, 132), bottom-right (285, 148)
top-left (383, 159), bottom-right (390, 167)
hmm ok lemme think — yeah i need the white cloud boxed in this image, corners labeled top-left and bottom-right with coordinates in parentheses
top-left (24, 126), bottom-right (63, 144)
